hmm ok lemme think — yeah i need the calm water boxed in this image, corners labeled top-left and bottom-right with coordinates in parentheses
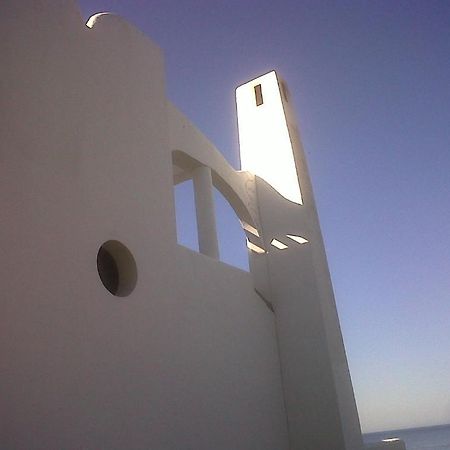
top-left (364, 424), bottom-right (450, 450)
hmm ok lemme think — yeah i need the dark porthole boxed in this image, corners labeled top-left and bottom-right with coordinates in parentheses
top-left (97, 240), bottom-right (137, 297)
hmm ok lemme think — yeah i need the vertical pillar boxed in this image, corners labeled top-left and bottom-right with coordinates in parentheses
top-left (238, 72), bottom-right (364, 450)
top-left (192, 165), bottom-right (219, 259)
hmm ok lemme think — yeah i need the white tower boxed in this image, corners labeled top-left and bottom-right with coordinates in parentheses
top-left (236, 71), bottom-right (302, 204)
top-left (237, 71), bottom-right (364, 450)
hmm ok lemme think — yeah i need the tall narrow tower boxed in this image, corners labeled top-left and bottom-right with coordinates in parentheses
top-left (236, 71), bottom-right (364, 450)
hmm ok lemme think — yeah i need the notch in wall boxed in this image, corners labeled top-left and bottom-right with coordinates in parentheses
top-left (246, 239), bottom-right (265, 254)
top-left (254, 84), bottom-right (263, 106)
top-left (270, 239), bottom-right (288, 250)
top-left (286, 234), bottom-right (308, 244)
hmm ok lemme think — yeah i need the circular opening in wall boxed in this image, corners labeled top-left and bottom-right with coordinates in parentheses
top-left (97, 240), bottom-right (137, 297)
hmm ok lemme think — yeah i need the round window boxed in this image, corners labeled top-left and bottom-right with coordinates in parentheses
top-left (97, 240), bottom-right (137, 297)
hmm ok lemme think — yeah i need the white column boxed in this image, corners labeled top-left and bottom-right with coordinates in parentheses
top-left (192, 165), bottom-right (219, 259)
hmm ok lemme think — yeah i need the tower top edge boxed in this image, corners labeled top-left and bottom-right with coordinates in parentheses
top-left (235, 70), bottom-right (280, 92)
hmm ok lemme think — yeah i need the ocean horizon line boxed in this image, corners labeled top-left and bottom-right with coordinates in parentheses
top-left (364, 422), bottom-right (450, 436)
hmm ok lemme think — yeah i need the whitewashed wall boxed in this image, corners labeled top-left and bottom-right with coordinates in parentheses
top-left (0, 2), bottom-right (288, 448)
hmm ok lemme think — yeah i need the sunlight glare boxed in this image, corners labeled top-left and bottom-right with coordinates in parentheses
top-left (236, 71), bottom-right (302, 204)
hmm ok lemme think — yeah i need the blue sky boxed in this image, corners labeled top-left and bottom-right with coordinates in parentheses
top-left (77, 0), bottom-right (450, 433)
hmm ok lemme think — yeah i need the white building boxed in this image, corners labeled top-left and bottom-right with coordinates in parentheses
top-left (0, 2), bottom-right (405, 449)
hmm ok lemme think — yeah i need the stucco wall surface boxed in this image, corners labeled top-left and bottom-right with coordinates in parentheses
top-left (0, 2), bottom-right (288, 449)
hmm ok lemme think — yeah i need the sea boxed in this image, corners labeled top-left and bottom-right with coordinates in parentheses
top-left (364, 424), bottom-right (450, 450)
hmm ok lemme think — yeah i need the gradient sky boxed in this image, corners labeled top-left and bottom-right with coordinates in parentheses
top-left (77, 0), bottom-right (450, 433)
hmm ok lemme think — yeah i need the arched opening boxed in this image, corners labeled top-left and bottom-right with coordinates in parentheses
top-left (214, 188), bottom-right (249, 271)
top-left (172, 150), bottom-right (253, 271)
top-left (173, 179), bottom-right (199, 252)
